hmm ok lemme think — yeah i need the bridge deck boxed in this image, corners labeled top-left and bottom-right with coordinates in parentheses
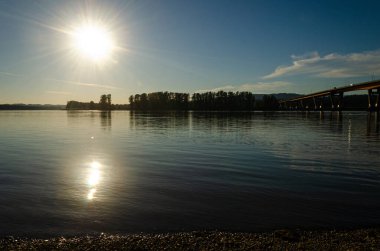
top-left (280, 79), bottom-right (380, 103)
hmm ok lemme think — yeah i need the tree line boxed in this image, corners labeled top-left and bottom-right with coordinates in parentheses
top-left (190, 91), bottom-right (255, 110)
top-left (129, 92), bottom-right (189, 110)
top-left (129, 91), bottom-right (279, 110)
top-left (66, 94), bottom-right (129, 110)
top-left (66, 91), bottom-right (281, 110)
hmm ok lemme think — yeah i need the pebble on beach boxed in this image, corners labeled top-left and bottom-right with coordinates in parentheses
top-left (0, 228), bottom-right (379, 250)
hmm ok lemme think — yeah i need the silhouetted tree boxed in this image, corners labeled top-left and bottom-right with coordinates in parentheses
top-left (106, 94), bottom-right (111, 108)
top-left (129, 91), bottom-right (255, 111)
top-left (99, 94), bottom-right (111, 110)
top-left (66, 100), bottom-right (92, 109)
top-left (66, 94), bottom-right (133, 110)
top-left (129, 95), bottom-right (134, 109)
top-left (262, 95), bottom-right (279, 110)
top-left (89, 101), bottom-right (95, 109)
top-left (140, 93), bottom-right (148, 109)
top-left (189, 91), bottom-right (255, 110)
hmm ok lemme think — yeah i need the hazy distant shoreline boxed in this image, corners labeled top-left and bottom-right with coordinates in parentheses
top-left (0, 93), bottom-right (371, 111)
top-left (0, 104), bottom-right (66, 110)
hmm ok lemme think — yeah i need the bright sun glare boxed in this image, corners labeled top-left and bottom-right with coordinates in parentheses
top-left (87, 161), bottom-right (101, 186)
top-left (72, 24), bottom-right (114, 62)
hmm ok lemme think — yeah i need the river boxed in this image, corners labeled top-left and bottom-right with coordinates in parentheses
top-left (0, 110), bottom-right (379, 235)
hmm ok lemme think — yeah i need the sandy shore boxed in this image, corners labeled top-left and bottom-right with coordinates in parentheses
top-left (1, 228), bottom-right (379, 250)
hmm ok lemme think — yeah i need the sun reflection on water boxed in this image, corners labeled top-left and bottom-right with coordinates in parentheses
top-left (87, 188), bottom-right (97, 200)
top-left (88, 161), bottom-right (101, 186)
top-left (86, 161), bottom-right (102, 201)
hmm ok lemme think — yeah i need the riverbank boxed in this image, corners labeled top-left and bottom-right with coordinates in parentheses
top-left (1, 228), bottom-right (379, 250)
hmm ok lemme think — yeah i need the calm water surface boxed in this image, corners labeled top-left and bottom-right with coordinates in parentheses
top-left (0, 111), bottom-right (379, 235)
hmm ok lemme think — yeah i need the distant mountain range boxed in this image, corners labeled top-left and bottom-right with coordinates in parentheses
top-left (0, 104), bottom-right (66, 110)
top-left (254, 93), bottom-right (301, 100)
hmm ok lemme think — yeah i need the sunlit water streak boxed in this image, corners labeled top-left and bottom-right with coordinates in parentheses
top-left (0, 110), bottom-right (379, 235)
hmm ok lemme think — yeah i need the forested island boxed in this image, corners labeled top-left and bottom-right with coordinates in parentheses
top-left (66, 94), bottom-right (129, 110)
top-left (129, 91), bottom-right (262, 110)
top-left (66, 91), bottom-right (281, 111)
top-left (65, 91), bottom-right (371, 111)
top-left (0, 92), bottom-right (371, 111)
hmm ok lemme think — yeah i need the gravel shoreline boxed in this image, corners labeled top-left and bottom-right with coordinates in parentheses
top-left (1, 228), bottom-right (379, 250)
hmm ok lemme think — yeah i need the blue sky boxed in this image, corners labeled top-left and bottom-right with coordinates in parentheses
top-left (1, 0), bottom-right (380, 104)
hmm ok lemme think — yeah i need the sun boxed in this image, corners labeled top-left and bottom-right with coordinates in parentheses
top-left (71, 23), bottom-right (114, 62)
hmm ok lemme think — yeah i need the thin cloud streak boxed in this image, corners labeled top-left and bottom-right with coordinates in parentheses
top-left (0, 70), bottom-right (120, 90)
top-left (46, 78), bottom-right (121, 90)
top-left (195, 81), bottom-right (293, 94)
top-left (0, 71), bottom-right (24, 78)
top-left (45, 91), bottom-right (72, 95)
top-left (263, 50), bottom-right (380, 79)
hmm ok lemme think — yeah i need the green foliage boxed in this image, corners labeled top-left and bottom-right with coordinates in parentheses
top-left (129, 92), bottom-right (189, 110)
top-left (65, 92), bottom-right (285, 111)
top-left (99, 94), bottom-right (111, 110)
top-left (66, 100), bottom-right (95, 110)
top-left (130, 91), bottom-right (256, 111)
top-left (262, 95), bottom-right (279, 110)
top-left (131, 91), bottom-right (256, 110)
top-left (191, 91), bottom-right (255, 111)
top-left (66, 94), bottom-right (116, 110)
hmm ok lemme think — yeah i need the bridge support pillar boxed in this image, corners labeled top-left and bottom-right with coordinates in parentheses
top-left (337, 92), bottom-right (344, 111)
top-left (313, 97), bottom-right (317, 110)
top-left (376, 88), bottom-right (380, 112)
top-left (330, 93), bottom-right (336, 110)
top-left (368, 89), bottom-right (375, 112)
top-left (282, 102), bottom-right (288, 111)
top-left (329, 92), bottom-right (344, 111)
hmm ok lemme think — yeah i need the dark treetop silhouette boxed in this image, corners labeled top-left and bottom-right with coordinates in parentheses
top-left (66, 94), bottom-right (122, 110)
top-left (129, 91), bottom-right (278, 111)
top-left (66, 91), bottom-right (280, 111)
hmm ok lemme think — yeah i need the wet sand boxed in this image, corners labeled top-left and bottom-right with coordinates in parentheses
top-left (1, 228), bottom-right (379, 250)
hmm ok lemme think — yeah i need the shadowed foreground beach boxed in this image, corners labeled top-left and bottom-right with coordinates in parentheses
top-left (1, 228), bottom-right (379, 250)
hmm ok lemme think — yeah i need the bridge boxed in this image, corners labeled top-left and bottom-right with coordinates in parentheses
top-left (279, 79), bottom-right (380, 111)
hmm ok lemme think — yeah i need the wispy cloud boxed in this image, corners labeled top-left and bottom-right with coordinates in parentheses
top-left (0, 71), bottom-right (23, 78)
top-left (0, 70), bottom-right (121, 90)
top-left (263, 50), bottom-right (380, 79)
top-left (45, 91), bottom-right (72, 95)
top-left (46, 78), bottom-right (121, 90)
top-left (195, 81), bottom-right (293, 94)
